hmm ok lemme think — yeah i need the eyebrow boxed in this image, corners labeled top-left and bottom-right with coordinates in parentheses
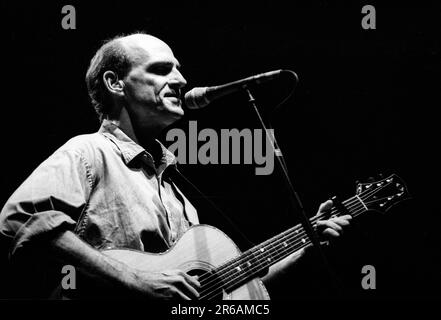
top-left (147, 60), bottom-right (182, 69)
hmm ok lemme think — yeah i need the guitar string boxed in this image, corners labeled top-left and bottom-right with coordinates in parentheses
top-left (198, 179), bottom-right (396, 292)
top-left (202, 197), bottom-right (390, 300)
top-left (199, 202), bottom-right (361, 299)
top-left (201, 185), bottom-right (398, 300)
top-left (200, 182), bottom-right (397, 299)
top-left (197, 194), bottom-right (365, 290)
top-left (198, 195), bottom-right (368, 297)
top-left (198, 181), bottom-right (396, 299)
top-left (203, 204), bottom-right (371, 300)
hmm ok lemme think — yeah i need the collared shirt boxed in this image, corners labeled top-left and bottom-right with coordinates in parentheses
top-left (0, 120), bottom-right (199, 261)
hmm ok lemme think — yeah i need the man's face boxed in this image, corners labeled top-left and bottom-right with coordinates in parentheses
top-left (121, 35), bottom-right (187, 130)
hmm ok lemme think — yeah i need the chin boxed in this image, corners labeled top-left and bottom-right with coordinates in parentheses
top-left (156, 101), bottom-right (184, 125)
top-left (163, 108), bottom-right (184, 125)
top-left (167, 103), bottom-right (185, 116)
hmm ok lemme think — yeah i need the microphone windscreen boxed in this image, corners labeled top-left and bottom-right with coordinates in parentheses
top-left (184, 87), bottom-right (209, 109)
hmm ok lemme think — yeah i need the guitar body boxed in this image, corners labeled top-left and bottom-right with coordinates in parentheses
top-left (103, 224), bottom-right (270, 300)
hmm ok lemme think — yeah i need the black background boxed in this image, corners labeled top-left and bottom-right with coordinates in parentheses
top-left (1, 0), bottom-right (440, 300)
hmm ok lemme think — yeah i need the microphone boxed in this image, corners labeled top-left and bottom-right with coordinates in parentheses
top-left (184, 69), bottom-right (289, 109)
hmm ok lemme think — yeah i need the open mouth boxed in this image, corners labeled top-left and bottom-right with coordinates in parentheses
top-left (163, 94), bottom-right (182, 108)
top-left (164, 91), bottom-right (180, 100)
top-left (163, 90), bottom-right (183, 107)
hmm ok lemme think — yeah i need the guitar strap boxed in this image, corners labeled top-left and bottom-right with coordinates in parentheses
top-left (171, 167), bottom-right (270, 277)
top-left (170, 166), bottom-right (257, 248)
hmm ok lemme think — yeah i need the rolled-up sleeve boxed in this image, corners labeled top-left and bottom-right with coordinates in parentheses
top-left (0, 148), bottom-right (94, 259)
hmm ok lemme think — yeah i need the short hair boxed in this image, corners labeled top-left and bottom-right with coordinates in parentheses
top-left (85, 34), bottom-right (134, 122)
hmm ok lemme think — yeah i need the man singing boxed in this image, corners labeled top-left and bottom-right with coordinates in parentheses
top-left (0, 33), bottom-right (351, 299)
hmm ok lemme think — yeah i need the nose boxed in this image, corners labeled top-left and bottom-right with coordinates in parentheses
top-left (169, 68), bottom-right (187, 89)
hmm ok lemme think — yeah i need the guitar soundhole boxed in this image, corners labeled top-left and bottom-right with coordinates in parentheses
top-left (188, 269), bottom-right (224, 300)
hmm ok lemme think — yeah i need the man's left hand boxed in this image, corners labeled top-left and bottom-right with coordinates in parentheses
top-left (315, 199), bottom-right (352, 240)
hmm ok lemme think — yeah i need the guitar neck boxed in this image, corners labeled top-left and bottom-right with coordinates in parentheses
top-left (198, 174), bottom-right (408, 299)
top-left (213, 194), bottom-right (368, 292)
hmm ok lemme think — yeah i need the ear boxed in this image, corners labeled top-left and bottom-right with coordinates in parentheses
top-left (103, 70), bottom-right (125, 97)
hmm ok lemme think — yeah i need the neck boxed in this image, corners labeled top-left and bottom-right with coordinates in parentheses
top-left (107, 107), bottom-right (165, 163)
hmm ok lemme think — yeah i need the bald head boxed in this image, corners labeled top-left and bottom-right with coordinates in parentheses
top-left (85, 33), bottom-right (177, 121)
top-left (120, 33), bottom-right (166, 46)
top-left (118, 34), bottom-right (176, 70)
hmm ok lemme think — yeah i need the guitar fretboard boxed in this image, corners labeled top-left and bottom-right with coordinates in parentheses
top-left (199, 195), bottom-right (366, 299)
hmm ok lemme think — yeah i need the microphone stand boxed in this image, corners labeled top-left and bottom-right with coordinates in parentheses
top-left (243, 87), bottom-right (342, 293)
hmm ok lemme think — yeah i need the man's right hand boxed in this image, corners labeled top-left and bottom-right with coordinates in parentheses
top-left (49, 231), bottom-right (201, 300)
top-left (128, 269), bottom-right (200, 300)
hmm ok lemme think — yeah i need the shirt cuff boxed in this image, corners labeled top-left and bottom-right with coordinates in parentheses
top-left (11, 211), bottom-right (77, 257)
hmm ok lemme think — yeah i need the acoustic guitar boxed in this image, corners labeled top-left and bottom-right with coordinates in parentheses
top-left (88, 174), bottom-right (409, 300)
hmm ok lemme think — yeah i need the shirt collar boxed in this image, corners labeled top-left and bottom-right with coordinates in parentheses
top-left (98, 119), bottom-right (177, 171)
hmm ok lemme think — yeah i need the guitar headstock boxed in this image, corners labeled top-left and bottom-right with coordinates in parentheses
top-left (356, 174), bottom-right (410, 213)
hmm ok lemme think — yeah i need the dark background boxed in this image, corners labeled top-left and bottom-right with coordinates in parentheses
top-left (1, 0), bottom-right (440, 300)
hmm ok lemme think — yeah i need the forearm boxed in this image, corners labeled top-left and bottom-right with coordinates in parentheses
top-left (47, 230), bottom-right (201, 300)
top-left (48, 230), bottom-right (136, 293)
